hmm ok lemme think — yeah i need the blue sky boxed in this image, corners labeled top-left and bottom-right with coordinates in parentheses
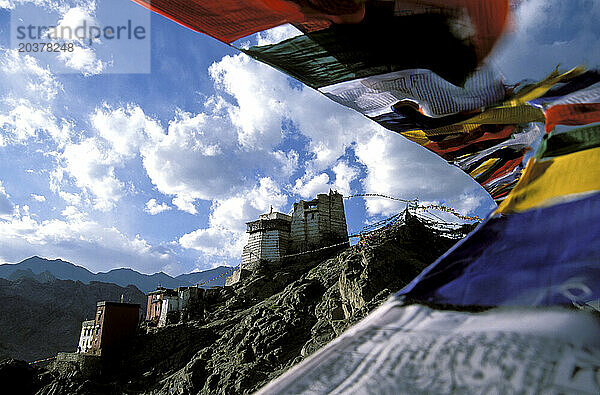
top-left (0, 0), bottom-right (598, 275)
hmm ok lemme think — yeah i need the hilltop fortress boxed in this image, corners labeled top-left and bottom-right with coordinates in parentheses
top-left (227, 190), bottom-right (348, 285)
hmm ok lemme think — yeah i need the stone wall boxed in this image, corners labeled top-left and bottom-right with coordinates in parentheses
top-left (51, 352), bottom-right (102, 378)
top-left (177, 287), bottom-right (203, 311)
top-left (241, 215), bottom-right (291, 268)
top-left (232, 191), bottom-right (348, 285)
top-left (290, 190), bottom-right (348, 253)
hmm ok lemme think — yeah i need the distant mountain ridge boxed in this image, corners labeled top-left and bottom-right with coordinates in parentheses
top-left (0, 256), bottom-right (231, 293)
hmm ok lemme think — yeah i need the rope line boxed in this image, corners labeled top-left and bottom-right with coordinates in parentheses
top-left (416, 204), bottom-right (484, 222)
top-left (344, 193), bottom-right (418, 204)
top-left (214, 241), bottom-right (352, 286)
top-left (278, 240), bottom-right (350, 259)
top-left (195, 265), bottom-right (240, 286)
top-left (343, 193), bottom-right (482, 222)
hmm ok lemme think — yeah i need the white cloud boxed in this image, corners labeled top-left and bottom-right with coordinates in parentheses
top-left (52, 104), bottom-right (163, 211)
top-left (0, 208), bottom-right (179, 274)
top-left (51, 7), bottom-right (107, 75)
top-left (332, 161), bottom-right (359, 196)
top-left (292, 172), bottom-right (330, 198)
top-left (144, 198), bottom-right (171, 215)
top-left (141, 106), bottom-right (274, 207)
top-left (61, 205), bottom-right (85, 221)
top-left (0, 50), bottom-right (70, 147)
top-left (179, 227), bottom-right (244, 261)
top-left (273, 149), bottom-right (299, 177)
top-left (50, 6), bottom-right (97, 43)
top-left (0, 49), bottom-right (62, 102)
top-left (207, 53), bottom-right (374, 167)
top-left (133, 53), bottom-right (379, 218)
top-left (208, 55), bottom-right (289, 150)
top-left (91, 104), bottom-right (163, 158)
top-left (171, 195), bottom-right (197, 215)
top-left (30, 193), bottom-right (46, 202)
top-left (0, 181), bottom-right (14, 218)
top-left (255, 24), bottom-right (302, 46)
top-left (58, 45), bottom-right (105, 75)
top-left (0, 99), bottom-right (61, 143)
top-left (58, 190), bottom-right (83, 205)
top-left (58, 137), bottom-right (123, 211)
top-left (291, 162), bottom-right (358, 198)
top-left (491, 0), bottom-right (600, 81)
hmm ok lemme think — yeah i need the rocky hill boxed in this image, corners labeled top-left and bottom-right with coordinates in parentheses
top-left (11, 213), bottom-right (474, 394)
top-left (0, 275), bottom-right (146, 362)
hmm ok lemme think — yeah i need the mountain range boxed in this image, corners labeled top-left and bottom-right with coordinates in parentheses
top-left (0, 256), bottom-right (231, 293)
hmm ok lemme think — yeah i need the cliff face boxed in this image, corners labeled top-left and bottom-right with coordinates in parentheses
top-left (28, 215), bottom-right (470, 394)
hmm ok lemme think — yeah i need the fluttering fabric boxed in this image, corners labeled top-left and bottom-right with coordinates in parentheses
top-left (497, 126), bottom-right (600, 214)
top-left (543, 83), bottom-right (600, 132)
top-left (318, 68), bottom-right (506, 118)
top-left (129, 0), bottom-right (368, 43)
top-left (397, 124), bottom-right (600, 307)
top-left (397, 191), bottom-right (600, 307)
top-left (243, 6), bottom-right (481, 87)
top-left (257, 301), bottom-right (600, 394)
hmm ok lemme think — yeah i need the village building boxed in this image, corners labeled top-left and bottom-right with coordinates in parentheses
top-left (55, 300), bottom-right (140, 376)
top-left (88, 301), bottom-right (140, 356)
top-left (146, 287), bottom-right (178, 323)
top-left (227, 190), bottom-right (348, 285)
top-left (146, 286), bottom-right (202, 327)
top-left (77, 320), bottom-right (96, 353)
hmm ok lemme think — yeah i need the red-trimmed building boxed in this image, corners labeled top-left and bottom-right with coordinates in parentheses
top-left (88, 301), bottom-right (140, 356)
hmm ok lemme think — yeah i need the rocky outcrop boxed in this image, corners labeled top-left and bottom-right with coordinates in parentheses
top-left (28, 214), bottom-right (470, 394)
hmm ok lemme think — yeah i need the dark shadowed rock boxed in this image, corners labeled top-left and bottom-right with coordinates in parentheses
top-left (0, 359), bottom-right (53, 395)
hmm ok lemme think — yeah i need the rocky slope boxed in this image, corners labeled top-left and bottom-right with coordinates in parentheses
top-left (0, 275), bottom-right (146, 362)
top-left (20, 213), bottom-right (473, 394)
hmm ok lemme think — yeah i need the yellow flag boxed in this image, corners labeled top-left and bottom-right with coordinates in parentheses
top-left (470, 158), bottom-right (500, 178)
top-left (399, 130), bottom-right (430, 145)
top-left (497, 147), bottom-right (600, 214)
top-left (505, 66), bottom-right (586, 106)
